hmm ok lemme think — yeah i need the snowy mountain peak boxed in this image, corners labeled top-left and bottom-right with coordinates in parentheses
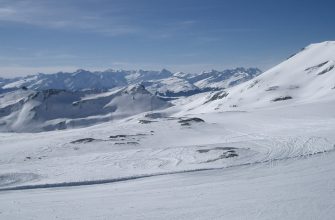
top-left (124, 84), bottom-right (149, 94)
top-left (72, 69), bottom-right (94, 76)
top-left (195, 40), bottom-right (335, 112)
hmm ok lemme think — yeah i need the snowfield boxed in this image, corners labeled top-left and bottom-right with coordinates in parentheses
top-left (1, 150), bottom-right (335, 220)
top-left (0, 41), bottom-right (335, 219)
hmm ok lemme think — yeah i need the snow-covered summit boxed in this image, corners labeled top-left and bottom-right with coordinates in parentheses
top-left (194, 41), bottom-right (335, 112)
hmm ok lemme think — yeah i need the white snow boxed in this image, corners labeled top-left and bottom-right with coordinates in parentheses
top-left (0, 41), bottom-right (335, 219)
top-left (179, 41), bottom-right (335, 114)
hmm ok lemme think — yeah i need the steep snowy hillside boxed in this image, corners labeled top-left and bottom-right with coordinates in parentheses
top-left (0, 85), bottom-right (170, 132)
top-left (190, 41), bottom-right (335, 112)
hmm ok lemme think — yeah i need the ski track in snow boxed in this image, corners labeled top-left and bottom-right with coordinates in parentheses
top-left (1, 151), bottom-right (332, 192)
top-left (0, 137), bottom-right (333, 192)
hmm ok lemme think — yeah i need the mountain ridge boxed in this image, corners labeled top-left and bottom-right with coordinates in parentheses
top-left (0, 67), bottom-right (262, 97)
top-left (184, 41), bottom-right (335, 113)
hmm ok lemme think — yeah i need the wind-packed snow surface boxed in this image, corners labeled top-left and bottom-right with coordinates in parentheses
top-left (0, 41), bottom-right (335, 219)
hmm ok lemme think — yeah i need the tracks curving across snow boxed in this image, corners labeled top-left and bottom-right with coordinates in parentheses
top-left (1, 144), bottom-right (334, 192)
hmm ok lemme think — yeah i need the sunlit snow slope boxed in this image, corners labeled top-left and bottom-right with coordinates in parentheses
top-left (187, 41), bottom-right (335, 113)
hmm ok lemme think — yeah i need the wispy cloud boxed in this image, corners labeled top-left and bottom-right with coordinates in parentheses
top-left (0, 0), bottom-right (140, 36)
top-left (0, 1), bottom-right (257, 38)
top-left (0, 7), bottom-right (15, 18)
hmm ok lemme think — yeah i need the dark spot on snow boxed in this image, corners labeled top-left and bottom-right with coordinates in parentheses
top-left (225, 153), bottom-right (238, 158)
top-left (181, 122), bottom-right (190, 126)
top-left (248, 80), bottom-right (260, 89)
top-left (126, 142), bottom-right (139, 145)
top-left (110, 133), bottom-right (147, 139)
top-left (197, 147), bottom-right (237, 153)
top-left (317, 65), bottom-right (334, 75)
top-left (197, 149), bottom-right (210, 153)
top-left (145, 112), bottom-right (165, 119)
top-left (138, 119), bottom-right (157, 124)
top-left (109, 135), bottom-right (127, 139)
top-left (178, 118), bottom-right (205, 126)
top-left (204, 91), bottom-right (229, 104)
top-left (136, 133), bottom-right (147, 136)
top-left (218, 147), bottom-right (237, 150)
top-left (305, 61), bottom-right (329, 71)
top-left (197, 147), bottom-right (239, 162)
top-left (265, 86), bottom-right (279, 91)
top-left (71, 138), bottom-right (97, 144)
top-left (109, 133), bottom-right (148, 144)
top-left (272, 96), bottom-right (292, 102)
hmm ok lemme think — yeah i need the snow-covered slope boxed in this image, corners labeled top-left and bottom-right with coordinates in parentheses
top-left (0, 85), bottom-right (171, 132)
top-left (190, 68), bottom-right (261, 89)
top-left (189, 41), bottom-right (335, 113)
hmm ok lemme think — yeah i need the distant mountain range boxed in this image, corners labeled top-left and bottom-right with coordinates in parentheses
top-left (0, 67), bottom-right (261, 97)
top-left (1, 41), bottom-right (335, 132)
top-left (0, 67), bottom-right (261, 132)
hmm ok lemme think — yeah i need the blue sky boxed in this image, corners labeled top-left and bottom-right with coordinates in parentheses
top-left (0, 0), bottom-right (334, 77)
